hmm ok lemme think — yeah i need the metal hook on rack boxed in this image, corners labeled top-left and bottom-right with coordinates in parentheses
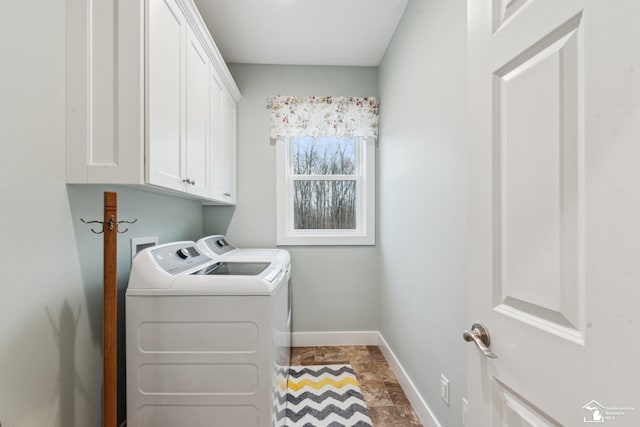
top-left (80, 218), bottom-right (105, 234)
top-left (80, 216), bottom-right (138, 234)
top-left (117, 218), bottom-right (138, 234)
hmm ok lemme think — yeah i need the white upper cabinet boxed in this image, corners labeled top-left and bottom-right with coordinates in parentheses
top-left (146, 0), bottom-right (186, 193)
top-left (221, 89), bottom-right (237, 204)
top-left (182, 25), bottom-right (210, 197)
top-left (207, 65), bottom-right (237, 204)
top-left (66, 0), bottom-right (241, 204)
top-left (208, 68), bottom-right (226, 201)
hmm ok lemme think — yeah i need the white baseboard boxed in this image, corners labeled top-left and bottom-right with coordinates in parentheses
top-left (377, 333), bottom-right (442, 427)
top-left (291, 331), bottom-right (379, 347)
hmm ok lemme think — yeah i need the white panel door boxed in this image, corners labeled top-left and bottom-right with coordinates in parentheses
top-left (468, 0), bottom-right (640, 426)
top-left (185, 27), bottom-right (210, 197)
top-left (146, 0), bottom-right (186, 191)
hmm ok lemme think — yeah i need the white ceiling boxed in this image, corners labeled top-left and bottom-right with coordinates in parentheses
top-left (193, 0), bottom-right (409, 66)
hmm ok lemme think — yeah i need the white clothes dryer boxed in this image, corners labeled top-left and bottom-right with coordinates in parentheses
top-left (197, 235), bottom-right (291, 266)
top-left (125, 241), bottom-right (290, 427)
top-left (196, 235), bottom-right (293, 359)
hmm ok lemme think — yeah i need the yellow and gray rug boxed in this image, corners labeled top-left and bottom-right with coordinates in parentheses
top-left (282, 364), bottom-right (373, 427)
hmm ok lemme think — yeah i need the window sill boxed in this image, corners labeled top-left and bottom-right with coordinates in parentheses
top-left (276, 232), bottom-right (375, 246)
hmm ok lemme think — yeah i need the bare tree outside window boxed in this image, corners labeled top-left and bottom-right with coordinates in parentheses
top-left (292, 137), bottom-right (357, 230)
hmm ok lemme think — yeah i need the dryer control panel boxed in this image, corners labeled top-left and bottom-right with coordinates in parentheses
top-left (201, 235), bottom-right (236, 256)
top-left (151, 243), bottom-right (210, 275)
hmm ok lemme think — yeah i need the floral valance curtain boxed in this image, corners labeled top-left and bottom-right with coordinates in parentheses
top-left (268, 96), bottom-right (379, 140)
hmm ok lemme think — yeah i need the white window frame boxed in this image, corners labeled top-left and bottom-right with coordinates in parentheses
top-left (276, 136), bottom-right (375, 246)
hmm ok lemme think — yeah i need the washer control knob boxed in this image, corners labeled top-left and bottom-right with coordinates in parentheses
top-left (176, 248), bottom-right (190, 259)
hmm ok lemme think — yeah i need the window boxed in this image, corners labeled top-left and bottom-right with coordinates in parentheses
top-left (267, 96), bottom-right (378, 245)
top-left (276, 136), bottom-right (375, 245)
top-left (270, 96), bottom-right (378, 246)
top-left (292, 136), bottom-right (357, 230)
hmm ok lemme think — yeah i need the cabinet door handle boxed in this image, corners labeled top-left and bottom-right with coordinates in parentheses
top-left (190, 179), bottom-right (196, 186)
top-left (224, 192), bottom-right (231, 197)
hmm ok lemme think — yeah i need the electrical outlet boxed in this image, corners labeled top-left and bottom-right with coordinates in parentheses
top-left (440, 374), bottom-right (450, 406)
top-left (462, 397), bottom-right (469, 426)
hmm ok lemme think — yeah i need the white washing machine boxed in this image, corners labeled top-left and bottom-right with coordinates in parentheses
top-left (125, 241), bottom-right (291, 427)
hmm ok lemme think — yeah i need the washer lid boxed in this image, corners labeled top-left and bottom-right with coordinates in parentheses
top-left (191, 262), bottom-right (270, 276)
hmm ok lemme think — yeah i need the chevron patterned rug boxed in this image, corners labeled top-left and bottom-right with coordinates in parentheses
top-left (282, 364), bottom-right (374, 427)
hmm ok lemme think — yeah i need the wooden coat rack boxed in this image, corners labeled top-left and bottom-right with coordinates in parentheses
top-left (81, 192), bottom-right (137, 427)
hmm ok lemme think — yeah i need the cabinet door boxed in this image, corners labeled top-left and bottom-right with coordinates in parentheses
top-left (146, 0), bottom-right (186, 191)
top-left (208, 67), bottom-right (226, 201)
top-left (222, 89), bottom-right (237, 204)
top-left (184, 27), bottom-right (210, 197)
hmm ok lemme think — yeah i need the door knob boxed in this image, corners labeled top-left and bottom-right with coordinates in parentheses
top-left (463, 323), bottom-right (497, 358)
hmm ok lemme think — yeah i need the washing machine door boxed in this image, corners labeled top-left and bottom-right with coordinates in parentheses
top-left (191, 261), bottom-right (271, 276)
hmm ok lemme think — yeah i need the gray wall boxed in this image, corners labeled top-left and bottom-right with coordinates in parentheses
top-left (203, 64), bottom-right (379, 332)
top-left (0, 2), bottom-right (204, 425)
top-left (378, 0), bottom-right (468, 426)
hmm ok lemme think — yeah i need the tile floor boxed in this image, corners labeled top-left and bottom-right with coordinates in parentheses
top-left (290, 346), bottom-right (423, 426)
